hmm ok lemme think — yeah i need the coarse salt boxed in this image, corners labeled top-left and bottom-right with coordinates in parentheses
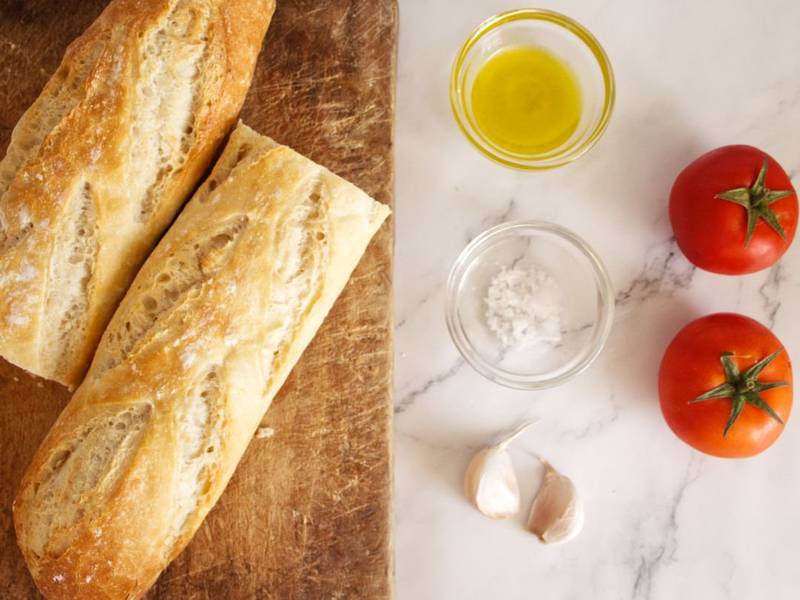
top-left (485, 265), bottom-right (562, 348)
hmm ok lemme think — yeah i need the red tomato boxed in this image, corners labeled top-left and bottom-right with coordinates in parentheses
top-left (658, 313), bottom-right (792, 458)
top-left (670, 145), bottom-right (797, 274)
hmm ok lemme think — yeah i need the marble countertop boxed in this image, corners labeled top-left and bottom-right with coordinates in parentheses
top-left (393, 1), bottom-right (800, 598)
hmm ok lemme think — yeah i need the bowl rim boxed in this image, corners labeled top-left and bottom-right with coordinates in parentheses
top-left (449, 8), bottom-right (616, 170)
top-left (445, 220), bottom-right (615, 390)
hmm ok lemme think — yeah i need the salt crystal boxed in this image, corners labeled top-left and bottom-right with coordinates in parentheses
top-left (485, 265), bottom-right (563, 348)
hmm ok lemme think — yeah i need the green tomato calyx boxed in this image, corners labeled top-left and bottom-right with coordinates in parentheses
top-left (715, 159), bottom-right (793, 246)
top-left (690, 350), bottom-right (787, 437)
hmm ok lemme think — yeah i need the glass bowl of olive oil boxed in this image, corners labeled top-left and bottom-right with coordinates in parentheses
top-left (450, 9), bottom-right (615, 169)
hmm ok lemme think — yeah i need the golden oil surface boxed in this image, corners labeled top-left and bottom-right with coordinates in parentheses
top-left (471, 46), bottom-right (582, 155)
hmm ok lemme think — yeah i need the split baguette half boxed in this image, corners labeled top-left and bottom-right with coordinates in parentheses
top-left (14, 122), bottom-right (391, 600)
top-left (0, 0), bottom-right (275, 387)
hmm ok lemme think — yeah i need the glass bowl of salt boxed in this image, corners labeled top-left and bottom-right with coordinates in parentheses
top-left (445, 221), bottom-right (614, 390)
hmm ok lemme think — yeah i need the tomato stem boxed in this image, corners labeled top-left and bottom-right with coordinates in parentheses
top-left (715, 159), bottom-right (793, 246)
top-left (689, 350), bottom-right (787, 437)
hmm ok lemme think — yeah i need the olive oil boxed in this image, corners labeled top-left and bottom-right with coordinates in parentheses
top-left (470, 46), bottom-right (582, 155)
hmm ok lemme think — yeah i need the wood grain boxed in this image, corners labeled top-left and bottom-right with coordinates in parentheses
top-left (0, 0), bottom-right (396, 597)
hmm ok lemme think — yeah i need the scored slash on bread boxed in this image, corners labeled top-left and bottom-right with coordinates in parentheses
top-left (13, 122), bottom-right (391, 600)
top-left (0, 0), bottom-right (275, 388)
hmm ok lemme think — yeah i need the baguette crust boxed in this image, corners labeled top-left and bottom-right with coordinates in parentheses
top-left (14, 123), bottom-right (391, 599)
top-left (0, 0), bottom-right (275, 387)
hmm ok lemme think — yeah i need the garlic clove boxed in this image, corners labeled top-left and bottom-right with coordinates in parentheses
top-left (464, 446), bottom-right (520, 519)
top-left (463, 421), bottom-right (537, 520)
top-left (526, 461), bottom-right (584, 544)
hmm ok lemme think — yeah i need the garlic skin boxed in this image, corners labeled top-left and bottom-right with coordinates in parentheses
top-left (526, 461), bottom-right (584, 544)
top-left (463, 421), bottom-right (536, 519)
top-left (464, 446), bottom-right (520, 519)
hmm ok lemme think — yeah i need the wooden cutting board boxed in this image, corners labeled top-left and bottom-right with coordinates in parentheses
top-left (0, 1), bottom-right (396, 597)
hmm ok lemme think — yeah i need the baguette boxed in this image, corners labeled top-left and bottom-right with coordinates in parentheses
top-left (14, 122), bottom-right (391, 599)
top-left (0, 0), bottom-right (275, 388)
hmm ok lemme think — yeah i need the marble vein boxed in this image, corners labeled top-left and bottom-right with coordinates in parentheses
top-left (558, 399), bottom-right (621, 441)
top-left (396, 282), bottom-right (441, 330)
top-left (631, 455), bottom-right (703, 600)
top-left (616, 238), bottom-right (696, 307)
top-left (394, 357), bottom-right (466, 415)
top-left (758, 263), bottom-right (784, 329)
top-left (466, 197), bottom-right (517, 242)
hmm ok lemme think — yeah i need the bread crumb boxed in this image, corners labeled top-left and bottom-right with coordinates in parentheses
top-left (53, 574), bottom-right (64, 583)
top-left (85, 575), bottom-right (92, 583)
top-left (255, 427), bottom-right (274, 439)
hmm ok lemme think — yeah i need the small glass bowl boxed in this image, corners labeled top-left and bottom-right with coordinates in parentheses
top-left (446, 222), bottom-right (614, 390)
top-left (450, 9), bottom-right (615, 170)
